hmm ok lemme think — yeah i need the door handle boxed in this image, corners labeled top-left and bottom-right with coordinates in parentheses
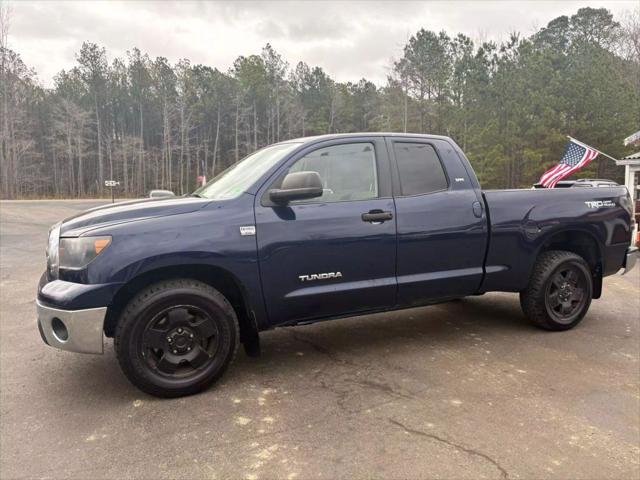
top-left (362, 210), bottom-right (393, 223)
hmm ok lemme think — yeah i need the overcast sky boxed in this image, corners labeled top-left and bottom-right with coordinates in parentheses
top-left (6, 0), bottom-right (637, 87)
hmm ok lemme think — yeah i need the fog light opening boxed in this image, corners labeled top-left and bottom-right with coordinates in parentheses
top-left (51, 317), bottom-right (69, 342)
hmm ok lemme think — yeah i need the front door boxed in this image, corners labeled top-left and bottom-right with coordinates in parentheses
top-left (255, 138), bottom-right (396, 325)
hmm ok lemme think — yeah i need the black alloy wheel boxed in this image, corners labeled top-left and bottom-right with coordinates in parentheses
top-left (115, 279), bottom-right (239, 397)
top-left (544, 264), bottom-right (589, 324)
top-left (520, 250), bottom-right (593, 331)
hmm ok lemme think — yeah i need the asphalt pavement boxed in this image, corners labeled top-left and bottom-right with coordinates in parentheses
top-left (1, 200), bottom-right (639, 479)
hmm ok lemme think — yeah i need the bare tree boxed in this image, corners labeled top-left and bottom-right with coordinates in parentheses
top-left (52, 99), bottom-right (91, 197)
top-left (618, 8), bottom-right (640, 63)
top-left (0, 2), bottom-right (12, 195)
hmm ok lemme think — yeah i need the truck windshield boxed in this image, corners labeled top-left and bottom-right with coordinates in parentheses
top-left (193, 142), bottom-right (301, 200)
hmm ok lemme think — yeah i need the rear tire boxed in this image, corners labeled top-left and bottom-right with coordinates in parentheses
top-left (520, 250), bottom-right (593, 331)
top-left (114, 279), bottom-right (239, 398)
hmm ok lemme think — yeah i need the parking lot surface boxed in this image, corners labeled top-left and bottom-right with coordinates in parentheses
top-left (1, 200), bottom-right (639, 479)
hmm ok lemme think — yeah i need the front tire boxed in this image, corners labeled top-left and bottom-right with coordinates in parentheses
top-left (115, 279), bottom-right (239, 397)
top-left (520, 250), bottom-right (593, 331)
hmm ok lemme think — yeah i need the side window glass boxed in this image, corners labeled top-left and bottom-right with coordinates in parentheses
top-left (287, 143), bottom-right (378, 203)
top-left (394, 143), bottom-right (448, 196)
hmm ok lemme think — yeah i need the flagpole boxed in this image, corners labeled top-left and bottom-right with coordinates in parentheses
top-left (567, 136), bottom-right (618, 163)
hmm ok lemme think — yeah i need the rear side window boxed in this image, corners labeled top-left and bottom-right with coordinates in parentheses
top-left (394, 143), bottom-right (448, 196)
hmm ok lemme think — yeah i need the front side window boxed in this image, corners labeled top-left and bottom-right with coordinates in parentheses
top-left (285, 143), bottom-right (378, 203)
top-left (394, 143), bottom-right (448, 196)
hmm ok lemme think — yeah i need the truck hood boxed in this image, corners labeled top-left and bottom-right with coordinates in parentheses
top-left (59, 197), bottom-right (211, 236)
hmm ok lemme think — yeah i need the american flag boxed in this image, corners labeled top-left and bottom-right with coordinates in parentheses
top-left (539, 138), bottom-right (599, 188)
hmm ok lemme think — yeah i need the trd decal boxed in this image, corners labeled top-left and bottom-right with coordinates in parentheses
top-left (584, 200), bottom-right (615, 209)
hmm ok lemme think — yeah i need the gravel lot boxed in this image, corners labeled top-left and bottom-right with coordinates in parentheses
top-left (1, 200), bottom-right (639, 480)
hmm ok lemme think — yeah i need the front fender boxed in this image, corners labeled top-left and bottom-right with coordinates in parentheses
top-left (79, 196), bottom-right (267, 328)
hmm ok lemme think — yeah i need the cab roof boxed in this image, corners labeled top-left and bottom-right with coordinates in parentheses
top-left (280, 132), bottom-right (455, 146)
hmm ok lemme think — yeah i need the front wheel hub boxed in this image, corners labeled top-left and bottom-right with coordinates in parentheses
top-left (167, 327), bottom-right (195, 354)
top-left (141, 304), bottom-right (221, 377)
top-left (558, 283), bottom-right (573, 302)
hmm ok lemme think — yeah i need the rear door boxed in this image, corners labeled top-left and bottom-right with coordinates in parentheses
top-left (255, 137), bottom-right (397, 325)
top-left (388, 137), bottom-right (488, 305)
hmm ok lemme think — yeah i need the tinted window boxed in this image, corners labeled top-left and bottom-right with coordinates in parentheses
top-left (286, 143), bottom-right (378, 202)
top-left (394, 143), bottom-right (447, 196)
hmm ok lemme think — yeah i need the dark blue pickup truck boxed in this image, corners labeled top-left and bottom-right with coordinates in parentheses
top-left (37, 133), bottom-right (638, 397)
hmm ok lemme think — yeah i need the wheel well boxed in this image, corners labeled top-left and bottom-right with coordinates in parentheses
top-left (539, 230), bottom-right (603, 298)
top-left (103, 265), bottom-right (258, 343)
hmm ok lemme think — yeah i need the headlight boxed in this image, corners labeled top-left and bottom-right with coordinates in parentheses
top-left (47, 223), bottom-right (61, 279)
top-left (59, 236), bottom-right (112, 269)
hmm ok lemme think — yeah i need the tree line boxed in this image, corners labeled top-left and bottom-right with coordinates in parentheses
top-left (1, 6), bottom-right (638, 199)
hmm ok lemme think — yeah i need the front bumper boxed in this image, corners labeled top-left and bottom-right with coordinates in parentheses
top-left (622, 246), bottom-right (638, 275)
top-left (36, 300), bottom-right (107, 354)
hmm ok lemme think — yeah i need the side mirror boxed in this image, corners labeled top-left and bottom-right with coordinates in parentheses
top-left (149, 189), bottom-right (176, 198)
top-left (269, 171), bottom-right (324, 204)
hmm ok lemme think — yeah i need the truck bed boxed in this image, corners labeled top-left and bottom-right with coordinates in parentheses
top-left (480, 186), bottom-right (632, 293)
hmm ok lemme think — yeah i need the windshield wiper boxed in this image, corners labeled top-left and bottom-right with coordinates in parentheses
top-left (190, 192), bottom-right (205, 198)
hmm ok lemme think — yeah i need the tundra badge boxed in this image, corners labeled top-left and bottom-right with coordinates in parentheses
top-left (299, 272), bottom-right (343, 282)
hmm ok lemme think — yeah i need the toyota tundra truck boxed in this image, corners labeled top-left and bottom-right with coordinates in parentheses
top-left (36, 133), bottom-right (638, 397)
